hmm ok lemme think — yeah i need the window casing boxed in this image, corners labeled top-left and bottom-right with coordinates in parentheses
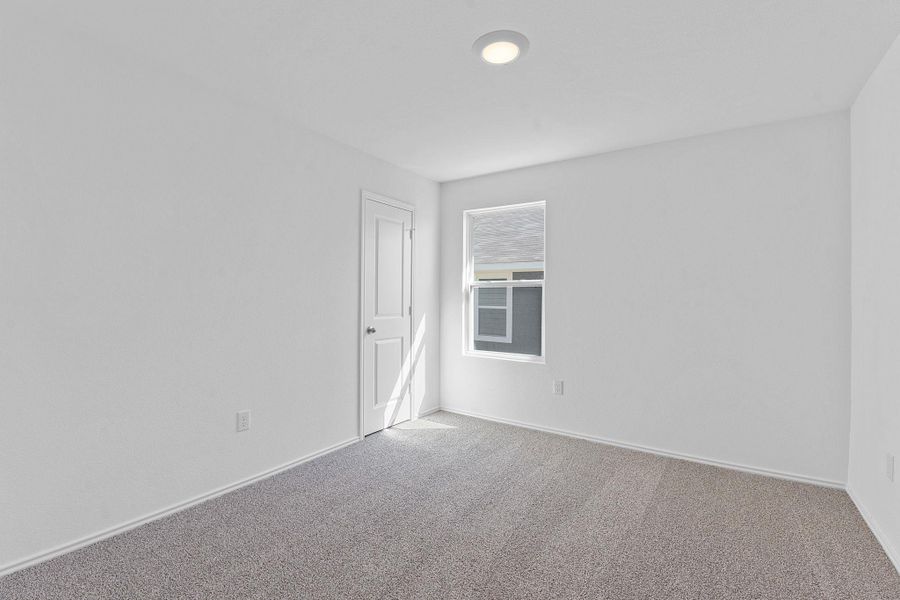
top-left (464, 202), bottom-right (545, 362)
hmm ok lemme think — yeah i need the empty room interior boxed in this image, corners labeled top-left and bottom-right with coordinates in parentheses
top-left (3, 1), bottom-right (900, 598)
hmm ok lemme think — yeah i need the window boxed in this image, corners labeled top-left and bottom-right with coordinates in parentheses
top-left (474, 287), bottom-right (512, 343)
top-left (464, 202), bottom-right (545, 361)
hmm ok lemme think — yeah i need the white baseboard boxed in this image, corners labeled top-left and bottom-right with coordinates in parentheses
top-left (8, 409), bottom-right (886, 580)
top-left (442, 406), bottom-right (900, 573)
top-left (847, 486), bottom-right (900, 575)
top-left (439, 406), bottom-right (846, 489)
top-left (416, 405), bottom-right (441, 418)
top-left (0, 436), bottom-right (360, 578)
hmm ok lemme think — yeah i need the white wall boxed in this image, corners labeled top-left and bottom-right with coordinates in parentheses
top-left (849, 35), bottom-right (900, 570)
top-left (0, 15), bottom-right (439, 571)
top-left (441, 113), bottom-right (850, 485)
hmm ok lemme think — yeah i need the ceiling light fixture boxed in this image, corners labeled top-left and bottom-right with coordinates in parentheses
top-left (473, 30), bottom-right (529, 65)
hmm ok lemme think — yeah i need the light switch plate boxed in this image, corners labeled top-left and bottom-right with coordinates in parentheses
top-left (552, 380), bottom-right (564, 395)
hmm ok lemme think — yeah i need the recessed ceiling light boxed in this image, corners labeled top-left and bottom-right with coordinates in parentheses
top-left (473, 30), bottom-right (529, 65)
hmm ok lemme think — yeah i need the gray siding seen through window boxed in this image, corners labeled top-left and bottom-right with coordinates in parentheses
top-left (474, 286), bottom-right (542, 356)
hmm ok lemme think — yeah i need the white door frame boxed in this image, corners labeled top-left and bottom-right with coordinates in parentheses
top-left (358, 190), bottom-right (416, 439)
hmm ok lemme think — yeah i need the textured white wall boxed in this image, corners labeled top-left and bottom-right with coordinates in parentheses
top-left (441, 113), bottom-right (851, 485)
top-left (849, 35), bottom-right (900, 570)
top-left (0, 16), bottom-right (439, 570)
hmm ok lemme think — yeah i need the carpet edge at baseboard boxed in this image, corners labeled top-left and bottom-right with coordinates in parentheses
top-left (0, 436), bottom-right (360, 579)
top-left (417, 406), bottom-right (441, 418)
top-left (438, 405), bottom-right (846, 489)
top-left (847, 486), bottom-right (900, 576)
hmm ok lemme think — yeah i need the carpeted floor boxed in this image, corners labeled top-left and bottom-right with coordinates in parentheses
top-left (2, 411), bottom-right (899, 599)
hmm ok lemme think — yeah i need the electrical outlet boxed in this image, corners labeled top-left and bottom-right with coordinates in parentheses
top-left (552, 380), bottom-right (564, 395)
top-left (236, 410), bottom-right (251, 433)
top-left (887, 453), bottom-right (895, 482)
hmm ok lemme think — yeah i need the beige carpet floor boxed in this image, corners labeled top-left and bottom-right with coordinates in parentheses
top-left (2, 411), bottom-right (898, 599)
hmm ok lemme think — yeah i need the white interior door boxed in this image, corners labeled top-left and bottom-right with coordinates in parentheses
top-left (362, 195), bottom-right (413, 435)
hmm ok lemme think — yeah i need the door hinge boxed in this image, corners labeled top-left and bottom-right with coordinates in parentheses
top-left (407, 227), bottom-right (414, 239)
top-left (408, 305), bottom-right (412, 316)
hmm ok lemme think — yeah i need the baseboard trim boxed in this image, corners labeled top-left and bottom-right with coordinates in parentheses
top-left (0, 436), bottom-right (360, 578)
top-left (416, 406), bottom-right (441, 418)
top-left (439, 406), bottom-right (846, 489)
top-left (847, 486), bottom-right (900, 575)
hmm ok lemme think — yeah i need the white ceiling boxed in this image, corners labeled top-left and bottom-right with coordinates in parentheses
top-left (12, 1), bottom-right (900, 181)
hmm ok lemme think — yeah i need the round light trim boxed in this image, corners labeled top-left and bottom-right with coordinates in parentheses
top-left (473, 30), bottom-right (529, 65)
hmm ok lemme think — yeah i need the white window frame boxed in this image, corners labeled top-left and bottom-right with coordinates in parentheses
top-left (473, 285), bottom-right (513, 343)
top-left (463, 201), bottom-right (546, 364)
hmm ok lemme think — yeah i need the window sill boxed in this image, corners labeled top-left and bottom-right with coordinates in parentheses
top-left (463, 349), bottom-right (545, 364)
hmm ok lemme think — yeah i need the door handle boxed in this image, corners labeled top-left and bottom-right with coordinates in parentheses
top-left (366, 326), bottom-right (376, 334)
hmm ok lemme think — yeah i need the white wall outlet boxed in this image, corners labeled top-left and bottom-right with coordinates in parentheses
top-left (236, 410), bottom-right (251, 433)
top-left (552, 380), bottom-right (564, 395)
top-left (887, 453), bottom-right (895, 482)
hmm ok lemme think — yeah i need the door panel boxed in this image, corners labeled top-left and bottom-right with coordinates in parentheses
top-left (362, 196), bottom-right (413, 435)
top-left (375, 337), bottom-right (404, 407)
top-left (375, 217), bottom-right (404, 318)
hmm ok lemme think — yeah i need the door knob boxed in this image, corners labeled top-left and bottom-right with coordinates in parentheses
top-left (366, 326), bottom-right (376, 334)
